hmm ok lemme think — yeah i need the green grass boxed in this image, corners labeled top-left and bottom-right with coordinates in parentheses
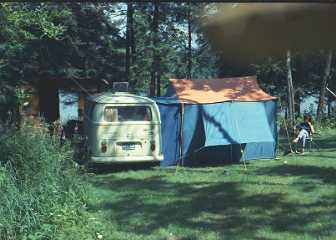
top-left (86, 130), bottom-right (336, 240)
top-left (0, 125), bottom-right (90, 240)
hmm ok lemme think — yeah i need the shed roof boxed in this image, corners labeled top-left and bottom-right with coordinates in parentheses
top-left (169, 76), bottom-right (276, 104)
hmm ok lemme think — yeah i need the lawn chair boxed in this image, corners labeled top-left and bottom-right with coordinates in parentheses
top-left (293, 132), bottom-right (318, 154)
top-left (307, 133), bottom-right (320, 152)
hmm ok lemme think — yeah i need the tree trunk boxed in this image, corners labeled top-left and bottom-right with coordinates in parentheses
top-left (327, 97), bottom-right (332, 116)
top-left (286, 50), bottom-right (295, 131)
top-left (187, 2), bottom-right (192, 79)
top-left (295, 91), bottom-right (301, 116)
top-left (125, 2), bottom-right (133, 84)
top-left (150, 0), bottom-right (159, 97)
top-left (130, 4), bottom-right (135, 66)
top-left (156, 72), bottom-right (161, 96)
top-left (317, 50), bottom-right (333, 124)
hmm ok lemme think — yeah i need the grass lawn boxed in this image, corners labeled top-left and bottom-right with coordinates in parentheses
top-left (86, 129), bottom-right (336, 240)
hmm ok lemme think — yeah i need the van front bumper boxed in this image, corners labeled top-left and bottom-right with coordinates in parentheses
top-left (90, 155), bottom-right (164, 163)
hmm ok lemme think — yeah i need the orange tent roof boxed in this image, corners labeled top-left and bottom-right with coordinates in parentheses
top-left (169, 76), bottom-right (276, 104)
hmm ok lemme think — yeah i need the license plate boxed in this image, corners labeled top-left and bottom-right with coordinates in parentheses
top-left (122, 143), bottom-right (136, 151)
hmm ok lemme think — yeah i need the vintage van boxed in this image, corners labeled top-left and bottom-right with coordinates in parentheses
top-left (84, 92), bottom-right (163, 163)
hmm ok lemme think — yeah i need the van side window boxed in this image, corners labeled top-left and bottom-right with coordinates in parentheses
top-left (104, 106), bottom-right (152, 122)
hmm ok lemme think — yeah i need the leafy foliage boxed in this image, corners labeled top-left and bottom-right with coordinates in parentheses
top-left (125, 2), bottom-right (220, 94)
top-left (0, 124), bottom-right (90, 240)
top-left (1, 2), bottom-right (335, 112)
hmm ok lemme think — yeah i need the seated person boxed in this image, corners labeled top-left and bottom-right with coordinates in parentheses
top-left (293, 114), bottom-right (315, 153)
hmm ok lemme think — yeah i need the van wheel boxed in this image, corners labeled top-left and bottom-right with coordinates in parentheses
top-left (85, 162), bottom-right (109, 173)
top-left (84, 162), bottom-right (97, 173)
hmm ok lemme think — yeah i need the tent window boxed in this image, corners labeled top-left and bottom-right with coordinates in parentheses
top-left (104, 106), bottom-right (152, 122)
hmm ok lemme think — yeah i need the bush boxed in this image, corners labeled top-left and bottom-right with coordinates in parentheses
top-left (0, 124), bottom-right (90, 240)
top-left (318, 116), bottom-right (336, 130)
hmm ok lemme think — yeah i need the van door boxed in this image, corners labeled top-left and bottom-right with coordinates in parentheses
top-left (97, 105), bottom-right (157, 158)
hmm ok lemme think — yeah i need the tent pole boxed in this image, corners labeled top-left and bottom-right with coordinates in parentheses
top-left (180, 102), bottom-right (185, 166)
top-left (278, 97), bottom-right (294, 153)
top-left (231, 101), bottom-right (247, 170)
top-left (326, 86), bottom-right (336, 99)
top-left (176, 102), bottom-right (184, 174)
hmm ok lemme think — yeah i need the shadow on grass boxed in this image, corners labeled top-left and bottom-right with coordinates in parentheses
top-left (86, 132), bottom-right (336, 239)
top-left (88, 171), bottom-right (336, 239)
top-left (87, 162), bottom-right (160, 174)
top-left (256, 164), bottom-right (336, 185)
top-left (87, 158), bottom-right (247, 175)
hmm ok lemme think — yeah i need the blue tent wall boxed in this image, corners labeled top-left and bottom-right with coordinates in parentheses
top-left (242, 100), bottom-right (278, 160)
top-left (155, 101), bottom-right (181, 166)
top-left (154, 98), bottom-right (277, 166)
top-left (201, 101), bottom-right (275, 145)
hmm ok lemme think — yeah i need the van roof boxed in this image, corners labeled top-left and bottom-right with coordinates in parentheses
top-left (87, 92), bottom-right (155, 104)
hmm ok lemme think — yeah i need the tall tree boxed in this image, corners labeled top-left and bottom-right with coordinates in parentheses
top-left (130, 3), bottom-right (136, 90)
top-left (150, 0), bottom-right (160, 96)
top-left (0, 3), bottom-right (126, 121)
top-left (286, 50), bottom-right (295, 130)
top-left (126, 2), bottom-right (220, 95)
top-left (187, 1), bottom-right (192, 79)
top-left (317, 50), bottom-right (333, 124)
top-left (0, 3), bottom-right (70, 120)
top-left (327, 69), bottom-right (336, 116)
top-left (125, 1), bottom-right (134, 85)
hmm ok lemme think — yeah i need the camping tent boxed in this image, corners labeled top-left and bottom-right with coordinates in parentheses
top-left (153, 76), bottom-right (278, 166)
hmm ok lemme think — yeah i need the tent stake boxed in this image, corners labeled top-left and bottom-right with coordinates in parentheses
top-left (242, 149), bottom-right (247, 171)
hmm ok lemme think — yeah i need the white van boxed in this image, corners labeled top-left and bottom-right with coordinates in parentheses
top-left (84, 92), bottom-right (163, 163)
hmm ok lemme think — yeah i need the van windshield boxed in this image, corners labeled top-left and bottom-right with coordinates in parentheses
top-left (104, 106), bottom-right (152, 122)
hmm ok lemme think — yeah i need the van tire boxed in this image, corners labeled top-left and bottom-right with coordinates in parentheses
top-left (84, 162), bottom-right (97, 173)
